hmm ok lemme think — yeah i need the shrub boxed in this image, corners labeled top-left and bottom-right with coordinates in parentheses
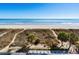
top-left (45, 39), bottom-right (53, 47)
top-left (27, 33), bottom-right (40, 45)
top-left (45, 39), bottom-right (59, 50)
top-left (28, 34), bottom-right (36, 42)
top-left (69, 33), bottom-right (79, 44)
top-left (58, 32), bottom-right (79, 44)
top-left (58, 32), bottom-right (69, 42)
top-left (34, 39), bottom-right (40, 45)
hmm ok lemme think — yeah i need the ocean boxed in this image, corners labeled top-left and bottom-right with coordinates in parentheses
top-left (0, 19), bottom-right (79, 25)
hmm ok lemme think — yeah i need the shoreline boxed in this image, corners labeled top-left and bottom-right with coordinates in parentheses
top-left (0, 24), bottom-right (78, 29)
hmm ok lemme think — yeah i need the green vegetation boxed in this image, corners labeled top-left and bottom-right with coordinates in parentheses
top-left (44, 39), bottom-right (59, 50)
top-left (45, 39), bottom-right (53, 48)
top-left (69, 33), bottom-right (79, 44)
top-left (27, 33), bottom-right (40, 45)
top-left (34, 39), bottom-right (40, 45)
top-left (58, 32), bottom-right (69, 42)
top-left (45, 39), bottom-right (54, 50)
top-left (58, 32), bottom-right (79, 44)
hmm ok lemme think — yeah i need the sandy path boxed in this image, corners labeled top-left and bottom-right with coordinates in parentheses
top-left (0, 31), bottom-right (10, 37)
top-left (49, 29), bottom-right (62, 47)
top-left (49, 29), bottom-right (58, 38)
top-left (0, 29), bottom-right (25, 52)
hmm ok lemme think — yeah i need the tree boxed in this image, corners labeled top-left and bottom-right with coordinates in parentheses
top-left (58, 32), bottom-right (79, 53)
top-left (69, 33), bottom-right (79, 44)
top-left (58, 32), bottom-right (69, 42)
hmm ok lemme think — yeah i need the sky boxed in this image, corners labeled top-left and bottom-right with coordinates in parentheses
top-left (0, 3), bottom-right (79, 19)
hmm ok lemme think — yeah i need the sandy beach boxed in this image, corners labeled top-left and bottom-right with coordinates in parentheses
top-left (0, 24), bottom-right (79, 29)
